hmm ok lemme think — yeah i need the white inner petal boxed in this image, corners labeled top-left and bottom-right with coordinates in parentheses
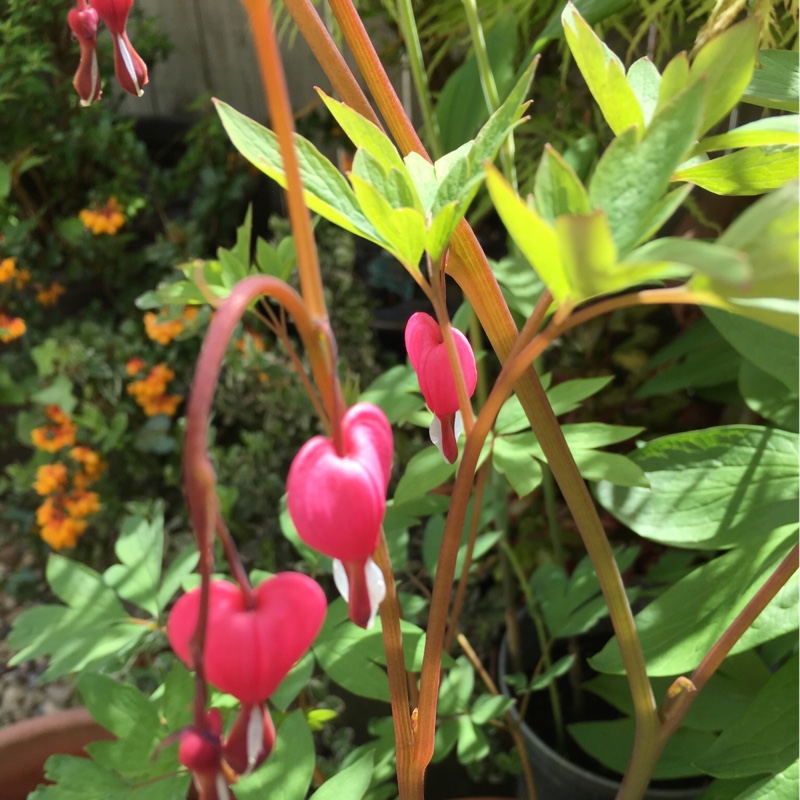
top-left (428, 416), bottom-right (445, 461)
top-left (246, 705), bottom-right (263, 773)
top-left (332, 558), bottom-right (349, 601)
top-left (454, 410), bottom-right (464, 441)
top-left (364, 556), bottom-right (386, 629)
top-left (216, 772), bottom-right (231, 800)
top-left (116, 34), bottom-right (142, 95)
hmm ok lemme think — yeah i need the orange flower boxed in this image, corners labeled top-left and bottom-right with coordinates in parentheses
top-left (36, 497), bottom-right (87, 550)
top-left (183, 305), bottom-right (199, 322)
top-left (144, 311), bottom-right (185, 345)
top-left (79, 197), bottom-right (125, 235)
top-left (14, 268), bottom-right (31, 289)
top-left (0, 313), bottom-right (26, 343)
top-left (0, 257), bottom-right (16, 284)
top-left (63, 489), bottom-right (101, 518)
top-left (33, 463), bottom-right (68, 496)
top-left (127, 363), bottom-right (182, 416)
top-left (30, 406), bottom-right (77, 452)
top-left (36, 283), bottom-right (66, 307)
top-left (69, 446), bottom-right (106, 486)
top-left (125, 357), bottom-right (146, 376)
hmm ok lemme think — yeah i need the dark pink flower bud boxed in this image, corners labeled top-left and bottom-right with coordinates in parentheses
top-left (222, 703), bottom-right (276, 776)
top-left (405, 312), bottom-right (477, 463)
top-left (166, 574), bottom-right (326, 705)
top-left (176, 709), bottom-right (235, 800)
top-left (287, 403), bottom-right (393, 628)
top-left (88, 0), bottom-right (148, 97)
top-left (67, 2), bottom-right (102, 106)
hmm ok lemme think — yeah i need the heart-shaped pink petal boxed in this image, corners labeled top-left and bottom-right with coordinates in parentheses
top-left (167, 574), bottom-right (326, 705)
top-left (287, 403), bottom-right (393, 563)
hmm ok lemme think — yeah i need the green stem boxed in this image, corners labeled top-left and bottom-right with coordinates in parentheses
top-left (461, 0), bottom-right (518, 190)
top-left (395, 0), bottom-right (443, 159)
top-left (541, 465), bottom-right (565, 567)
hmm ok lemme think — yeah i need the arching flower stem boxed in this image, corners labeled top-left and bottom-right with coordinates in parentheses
top-left (239, 0), bottom-right (346, 456)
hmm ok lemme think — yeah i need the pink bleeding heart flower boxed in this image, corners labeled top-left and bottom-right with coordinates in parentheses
top-left (67, 1), bottom-right (102, 106)
top-left (287, 402), bottom-right (393, 629)
top-left (166, 573), bottom-right (326, 705)
top-left (405, 312), bottom-right (477, 464)
top-left (88, 0), bottom-right (148, 97)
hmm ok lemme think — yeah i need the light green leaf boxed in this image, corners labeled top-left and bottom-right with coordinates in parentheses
top-left (696, 115), bottom-right (800, 154)
top-left (626, 57), bottom-right (661, 127)
top-left (214, 100), bottom-right (380, 242)
top-left (589, 80), bottom-right (705, 255)
top-left (674, 146), bottom-right (799, 195)
top-left (533, 145), bottom-right (591, 224)
top-left (591, 522), bottom-right (796, 675)
top-left (594, 426), bottom-right (799, 549)
top-left (470, 694), bottom-right (515, 725)
top-left (486, 166), bottom-right (566, 300)
top-left (309, 751), bottom-right (374, 800)
top-left (548, 375), bottom-right (614, 416)
top-left (350, 174), bottom-right (426, 268)
top-left (739, 360), bottom-right (799, 431)
top-left (493, 433), bottom-right (544, 497)
top-left (527, 654), bottom-right (576, 691)
top-left (393, 445), bottom-right (457, 505)
top-left (456, 716), bottom-right (490, 764)
top-left (694, 656), bottom-right (799, 778)
top-left (439, 656), bottom-right (475, 714)
top-left (561, 3), bottom-right (644, 137)
top-left (696, 183), bottom-right (799, 334)
top-left (317, 89), bottom-right (405, 171)
top-left (572, 450), bottom-right (648, 487)
top-left (743, 50), bottom-right (799, 112)
top-left (422, 513), bottom-right (502, 578)
top-left (562, 422), bottom-right (643, 450)
top-left (47, 555), bottom-right (124, 615)
top-left (690, 17), bottom-right (759, 136)
top-left (658, 51), bottom-right (690, 110)
top-left (271, 651), bottom-right (315, 712)
top-left (104, 506), bottom-right (164, 616)
top-left (29, 756), bottom-right (128, 800)
top-left (731, 760), bottom-right (799, 800)
top-left (404, 151), bottom-right (437, 211)
top-left (77, 673), bottom-right (159, 741)
top-left (426, 201), bottom-right (461, 260)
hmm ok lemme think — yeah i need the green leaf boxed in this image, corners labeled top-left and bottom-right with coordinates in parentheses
top-left (730, 760), bottom-right (799, 800)
top-left (215, 100), bottom-right (380, 242)
top-left (626, 57), bottom-right (661, 127)
top-left (422, 513), bottom-right (501, 578)
top-left (594, 426), bottom-right (799, 549)
top-left (572, 450), bottom-right (648, 487)
top-left (548, 375), bottom-right (614, 415)
top-left (456, 716), bottom-right (490, 764)
top-left (77, 673), bottom-right (159, 742)
top-left (589, 79), bottom-right (705, 255)
top-left (674, 146), bottom-right (799, 196)
top-left (493, 433), bottom-right (544, 497)
top-left (393, 446), bottom-right (456, 504)
top-left (439, 656), bottom-right (475, 714)
top-left (103, 506), bottom-right (164, 616)
top-left (271, 651), bottom-right (314, 712)
top-left (29, 756), bottom-right (128, 800)
top-left (527, 654), bottom-right (576, 691)
top-left (47, 555), bottom-right (124, 615)
top-left (696, 183), bottom-right (799, 334)
top-left (561, 3), bottom-right (644, 137)
top-left (694, 656), bottom-right (799, 778)
top-left (349, 173), bottom-right (426, 268)
top-left (533, 145), bottom-right (591, 224)
top-left (313, 599), bottom-right (428, 702)
top-left (486, 166), bottom-right (565, 301)
top-left (743, 50), bottom-right (800, 112)
top-left (156, 545), bottom-right (200, 612)
top-left (689, 17), bottom-right (759, 136)
top-left (569, 719), bottom-right (716, 778)
top-left (309, 751), bottom-right (374, 800)
top-left (739, 360), bottom-right (799, 432)
top-left (696, 115), bottom-right (800, 155)
top-left (658, 52), bottom-right (690, 110)
top-left (317, 89), bottom-right (405, 172)
top-left (470, 694), bottom-right (515, 725)
top-left (591, 523), bottom-right (796, 675)
top-left (236, 711), bottom-right (315, 800)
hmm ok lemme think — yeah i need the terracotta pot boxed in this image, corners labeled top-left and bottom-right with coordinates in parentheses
top-left (0, 707), bottom-right (113, 800)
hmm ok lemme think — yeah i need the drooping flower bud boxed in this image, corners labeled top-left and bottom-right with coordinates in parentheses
top-left (67, 1), bottom-right (102, 106)
top-left (404, 312), bottom-right (477, 463)
top-left (287, 403), bottom-right (393, 629)
top-left (88, 0), bottom-right (148, 97)
top-left (176, 709), bottom-right (234, 800)
top-left (166, 573), bottom-right (326, 705)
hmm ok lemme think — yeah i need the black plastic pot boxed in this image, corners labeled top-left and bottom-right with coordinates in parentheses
top-left (498, 623), bottom-right (704, 800)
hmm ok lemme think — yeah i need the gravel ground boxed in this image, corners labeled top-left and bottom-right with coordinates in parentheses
top-left (0, 537), bottom-right (77, 728)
